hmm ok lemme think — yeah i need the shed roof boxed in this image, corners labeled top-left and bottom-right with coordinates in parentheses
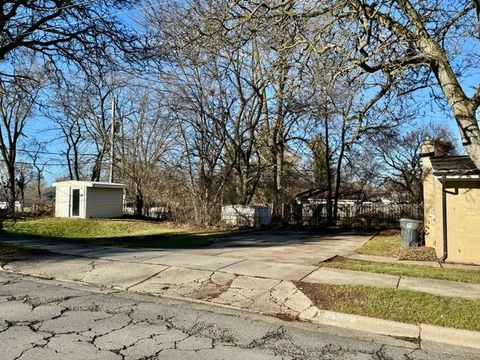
top-left (52, 180), bottom-right (127, 189)
top-left (430, 156), bottom-right (480, 177)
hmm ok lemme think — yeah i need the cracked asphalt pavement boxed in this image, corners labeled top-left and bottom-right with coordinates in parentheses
top-left (0, 272), bottom-right (475, 360)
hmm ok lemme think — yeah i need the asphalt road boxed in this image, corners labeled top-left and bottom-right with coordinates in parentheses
top-left (0, 271), bottom-right (475, 360)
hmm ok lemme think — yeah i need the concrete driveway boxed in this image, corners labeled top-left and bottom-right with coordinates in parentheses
top-left (187, 230), bottom-right (373, 265)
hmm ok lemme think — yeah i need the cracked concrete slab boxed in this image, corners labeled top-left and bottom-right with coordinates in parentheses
top-left (79, 260), bottom-right (167, 289)
top-left (129, 266), bottom-right (221, 297)
top-left (43, 333), bottom-right (122, 360)
top-left (95, 322), bottom-right (169, 351)
top-left (220, 259), bottom-right (316, 281)
top-left (4, 256), bottom-right (101, 282)
top-left (176, 335), bottom-right (213, 351)
top-left (211, 276), bottom-right (315, 319)
top-left (39, 309), bottom-right (131, 335)
top-left (80, 248), bottom-right (171, 262)
top-left (1, 325), bottom-right (50, 360)
top-left (0, 301), bottom-right (64, 322)
top-left (144, 252), bottom-right (242, 271)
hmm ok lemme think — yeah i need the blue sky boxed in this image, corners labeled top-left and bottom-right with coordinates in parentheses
top-left (8, 2), bottom-right (479, 183)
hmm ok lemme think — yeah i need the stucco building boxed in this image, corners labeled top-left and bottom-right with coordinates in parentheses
top-left (53, 181), bottom-right (127, 219)
top-left (422, 141), bottom-right (480, 264)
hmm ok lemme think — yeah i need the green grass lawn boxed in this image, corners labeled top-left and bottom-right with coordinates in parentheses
top-left (2, 218), bottom-right (230, 249)
top-left (296, 282), bottom-right (480, 331)
top-left (356, 232), bottom-right (403, 257)
top-left (318, 257), bottom-right (480, 284)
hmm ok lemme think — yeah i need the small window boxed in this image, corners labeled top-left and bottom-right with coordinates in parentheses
top-left (72, 189), bottom-right (80, 217)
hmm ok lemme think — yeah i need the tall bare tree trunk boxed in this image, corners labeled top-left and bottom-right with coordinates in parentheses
top-left (271, 60), bottom-right (287, 224)
top-left (7, 164), bottom-right (16, 216)
top-left (324, 116), bottom-right (333, 225)
top-left (430, 54), bottom-right (480, 167)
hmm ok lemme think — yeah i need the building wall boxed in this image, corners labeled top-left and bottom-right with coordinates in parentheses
top-left (423, 158), bottom-right (480, 264)
top-left (442, 181), bottom-right (480, 264)
top-left (85, 187), bottom-right (123, 218)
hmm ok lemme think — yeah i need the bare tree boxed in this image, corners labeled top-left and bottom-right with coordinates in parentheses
top-left (47, 83), bottom-right (87, 180)
top-left (0, 1), bottom-right (140, 77)
top-left (0, 73), bottom-right (41, 215)
top-left (24, 140), bottom-right (50, 201)
top-left (15, 162), bottom-right (33, 213)
top-left (117, 90), bottom-right (175, 217)
top-left (375, 124), bottom-right (457, 204)
top-left (334, 1), bottom-right (480, 166)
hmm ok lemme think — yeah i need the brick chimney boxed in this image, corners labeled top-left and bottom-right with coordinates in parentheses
top-left (421, 138), bottom-right (435, 172)
top-left (421, 138), bottom-right (435, 251)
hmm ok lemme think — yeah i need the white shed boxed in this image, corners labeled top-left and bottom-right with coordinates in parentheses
top-left (52, 181), bottom-right (127, 219)
top-left (221, 205), bottom-right (272, 227)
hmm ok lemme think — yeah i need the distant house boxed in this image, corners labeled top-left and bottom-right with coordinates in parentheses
top-left (422, 141), bottom-right (480, 264)
top-left (53, 181), bottom-right (127, 219)
top-left (0, 201), bottom-right (22, 211)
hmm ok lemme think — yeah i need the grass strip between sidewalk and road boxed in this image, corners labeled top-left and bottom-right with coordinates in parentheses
top-left (317, 257), bottom-right (480, 284)
top-left (2, 218), bottom-right (231, 249)
top-left (296, 282), bottom-right (480, 332)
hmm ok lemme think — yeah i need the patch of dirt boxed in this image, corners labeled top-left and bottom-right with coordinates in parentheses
top-left (398, 247), bottom-right (438, 261)
top-left (322, 255), bottom-right (348, 264)
top-left (275, 313), bottom-right (297, 322)
top-left (192, 278), bottom-right (235, 301)
top-left (293, 282), bottom-right (359, 309)
top-left (377, 229), bottom-right (400, 236)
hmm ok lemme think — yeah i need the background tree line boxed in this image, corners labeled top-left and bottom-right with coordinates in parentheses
top-left (0, 0), bottom-right (475, 226)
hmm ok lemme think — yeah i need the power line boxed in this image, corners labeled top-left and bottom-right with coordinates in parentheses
top-left (0, 157), bottom-right (113, 167)
top-left (15, 148), bottom-right (100, 157)
top-left (0, 145), bottom-right (107, 157)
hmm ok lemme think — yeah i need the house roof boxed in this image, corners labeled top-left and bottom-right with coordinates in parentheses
top-left (52, 180), bottom-right (127, 189)
top-left (430, 156), bottom-right (480, 177)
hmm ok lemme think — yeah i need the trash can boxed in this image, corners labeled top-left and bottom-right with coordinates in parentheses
top-left (399, 218), bottom-right (422, 248)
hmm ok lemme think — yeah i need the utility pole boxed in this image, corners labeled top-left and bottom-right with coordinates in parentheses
top-left (109, 93), bottom-right (116, 183)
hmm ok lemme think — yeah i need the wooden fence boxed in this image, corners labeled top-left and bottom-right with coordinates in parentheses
top-left (282, 202), bottom-right (423, 227)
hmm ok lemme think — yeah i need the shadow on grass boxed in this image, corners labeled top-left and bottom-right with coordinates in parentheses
top-left (0, 231), bottom-right (234, 249)
top-left (0, 243), bottom-right (55, 265)
top-left (1, 227), bottom-right (377, 250)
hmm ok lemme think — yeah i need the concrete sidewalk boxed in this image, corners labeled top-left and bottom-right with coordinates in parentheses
top-left (2, 237), bottom-right (480, 351)
top-left (348, 253), bottom-right (480, 270)
top-left (2, 237), bottom-right (480, 299)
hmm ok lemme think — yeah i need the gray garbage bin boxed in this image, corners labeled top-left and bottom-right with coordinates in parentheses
top-left (399, 218), bottom-right (422, 248)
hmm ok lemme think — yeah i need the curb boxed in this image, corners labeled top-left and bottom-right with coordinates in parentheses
top-left (305, 310), bottom-right (480, 352)
top-left (420, 324), bottom-right (480, 350)
top-left (308, 310), bottom-right (419, 339)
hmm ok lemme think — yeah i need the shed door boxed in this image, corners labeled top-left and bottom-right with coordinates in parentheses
top-left (72, 189), bottom-right (80, 217)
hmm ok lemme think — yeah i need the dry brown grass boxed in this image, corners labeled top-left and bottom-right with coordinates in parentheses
top-left (398, 247), bottom-right (438, 261)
